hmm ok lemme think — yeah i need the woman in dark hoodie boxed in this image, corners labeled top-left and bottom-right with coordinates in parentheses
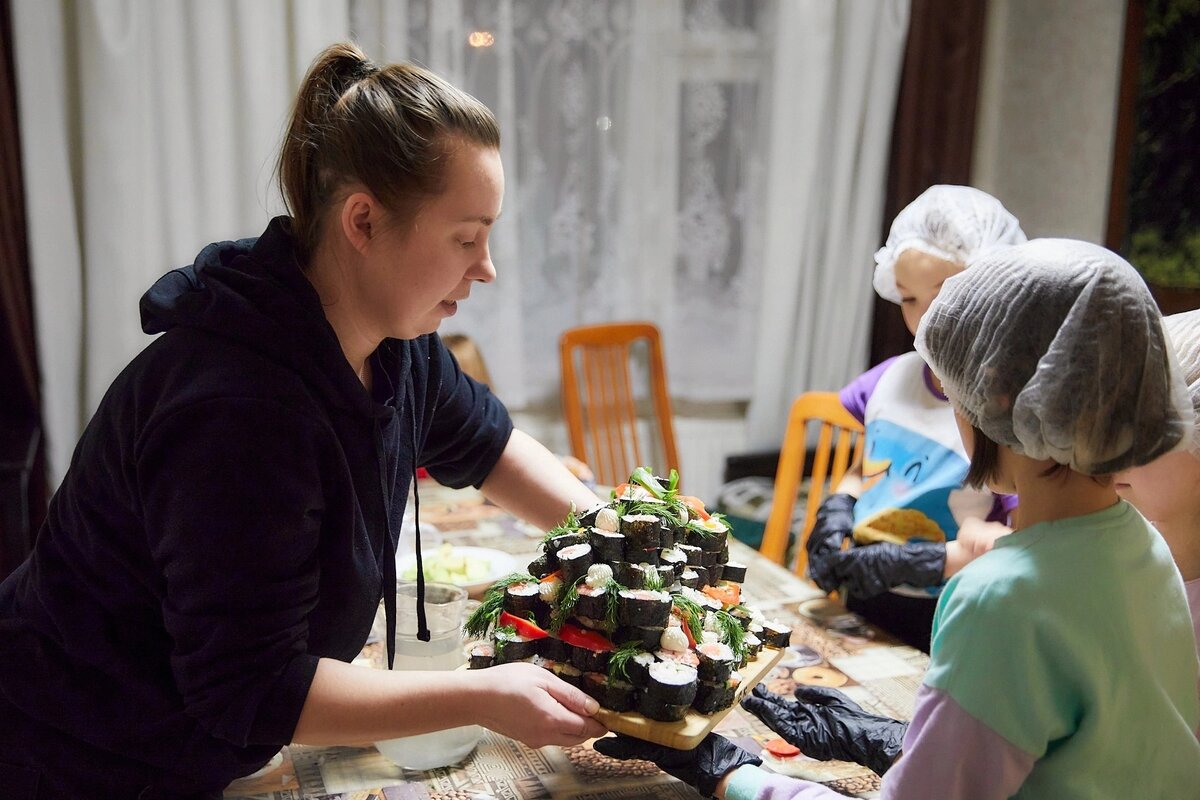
top-left (0, 42), bottom-right (606, 799)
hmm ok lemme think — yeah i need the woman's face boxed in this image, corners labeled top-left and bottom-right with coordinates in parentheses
top-left (893, 249), bottom-right (965, 336)
top-left (1114, 448), bottom-right (1200, 525)
top-left (358, 142), bottom-right (504, 340)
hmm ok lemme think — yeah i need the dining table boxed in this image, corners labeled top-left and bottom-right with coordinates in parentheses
top-left (223, 481), bottom-right (929, 800)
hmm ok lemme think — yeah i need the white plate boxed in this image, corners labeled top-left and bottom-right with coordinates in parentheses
top-left (396, 545), bottom-right (520, 598)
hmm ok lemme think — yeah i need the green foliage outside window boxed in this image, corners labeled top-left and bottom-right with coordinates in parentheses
top-left (1126, 0), bottom-right (1200, 287)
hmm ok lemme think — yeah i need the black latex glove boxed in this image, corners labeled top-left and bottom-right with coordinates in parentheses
top-left (741, 684), bottom-right (906, 776)
top-left (593, 732), bottom-right (761, 798)
top-left (805, 493), bottom-right (946, 598)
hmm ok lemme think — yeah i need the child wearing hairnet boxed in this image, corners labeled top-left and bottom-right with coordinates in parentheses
top-left (597, 239), bottom-right (1200, 799)
top-left (1114, 309), bottom-right (1200, 678)
top-left (806, 185), bottom-right (1024, 652)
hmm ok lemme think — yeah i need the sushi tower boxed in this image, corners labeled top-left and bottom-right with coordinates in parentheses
top-left (464, 467), bottom-right (792, 723)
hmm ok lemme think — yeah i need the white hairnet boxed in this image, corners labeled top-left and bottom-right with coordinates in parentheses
top-left (1163, 310), bottom-right (1200, 457)
top-left (914, 238), bottom-right (1193, 475)
top-left (873, 185), bottom-right (1027, 304)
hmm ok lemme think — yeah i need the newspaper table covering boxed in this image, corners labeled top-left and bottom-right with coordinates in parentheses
top-left (224, 484), bottom-right (928, 800)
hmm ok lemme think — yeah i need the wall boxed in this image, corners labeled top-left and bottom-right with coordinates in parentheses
top-left (973, 0), bottom-right (1127, 242)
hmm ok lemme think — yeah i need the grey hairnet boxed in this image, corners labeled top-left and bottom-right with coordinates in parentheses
top-left (914, 238), bottom-right (1193, 475)
top-left (873, 185), bottom-right (1027, 304)
top-left (1164, 310), bottom-right (1200, 457)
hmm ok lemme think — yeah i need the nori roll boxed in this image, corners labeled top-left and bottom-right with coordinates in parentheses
top-left (557, 542), bottom-right (594, 584)
top-left (614, 625), bottom-right (665, 651)
top-left (467, 641), bottom-right (494, 670)
top-left (493, 629), bottom-right (539, 664)
top-left (722, 561), bottom-right (748, 583)
top-left (759, 620), bottom-right (792, 648)
top-left (582, 672), bottom-right (637, 712)
top-left (638, 694), bottom-right (690, 722)
top-left (620, 514), bottom-right (662, 550)
top-left (570, 645), bottom-right (611, 674)
top-left (645, 660), bottom-right (699, 706)
top-left (503, 581), bottom-right (542, 617)
top-left (695, 641), bottom-right (735, 683)
top-left (692, 679), bottom-right (736, 714)
top-left (588, 528), bottom-right (626, 563)
top-left (618, 589), bottom-right (672, 628)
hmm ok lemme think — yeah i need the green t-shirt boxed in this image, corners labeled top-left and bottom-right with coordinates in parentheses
top-left (925, 501), bottom-right (1200, 798)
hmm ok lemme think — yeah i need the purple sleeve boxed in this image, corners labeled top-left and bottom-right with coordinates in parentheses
top-left (724, 766), bottom-right (848, 800)
top-left (985, 493), bottom-right (1019, 524)
top-left (880, 685), bottom-right (1035, 799)
top-left (838, 357), bottom-right (900, 424)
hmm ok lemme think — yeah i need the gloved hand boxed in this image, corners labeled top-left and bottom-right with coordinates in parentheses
top-left (593, 732), bottom-right (761, 798)
top-left (805, 494), bottom-right (946, 597)
top-left (741, 684), bottom-right (906, 776)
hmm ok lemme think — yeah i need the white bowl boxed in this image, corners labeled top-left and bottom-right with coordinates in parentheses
top-left (374, 724), bottom-right (482, 771)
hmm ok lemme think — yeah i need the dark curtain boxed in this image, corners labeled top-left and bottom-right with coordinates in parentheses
top-left (0, 0), bottom-right (47, 579)
top-left (869, 0), bottom-right (988, 364)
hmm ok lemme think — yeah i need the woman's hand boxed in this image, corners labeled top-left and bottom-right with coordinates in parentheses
top-left (467, 662), bottom-right (607, 747)
top-left (943, 518), bottom-right (1010, 578)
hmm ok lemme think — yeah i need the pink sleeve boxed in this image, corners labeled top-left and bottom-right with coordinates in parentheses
top-left (725, 766), bottom-right (849, 800)
top-left (881, 685), bottom-right (1035, 799)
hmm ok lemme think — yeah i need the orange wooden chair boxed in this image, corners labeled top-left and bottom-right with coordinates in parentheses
top-left (559, 322), bottom-right (680, 489)
top-left (758, 392), bottom-right (865, 577)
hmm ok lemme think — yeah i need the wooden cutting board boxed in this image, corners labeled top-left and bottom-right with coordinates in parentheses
top-left (594, 645), bottom-right (785, 750)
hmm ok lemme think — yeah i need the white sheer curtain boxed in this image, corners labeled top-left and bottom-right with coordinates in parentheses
top-left (16, 0), bottom-right (908, 489)
top-left (746, 0), bottom-right (910, 446)
top-left (14, 0), bottom-right (348, 482)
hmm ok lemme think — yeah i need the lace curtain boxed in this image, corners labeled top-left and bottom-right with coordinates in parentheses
top-left (354, 0), bottom-right (772, 410)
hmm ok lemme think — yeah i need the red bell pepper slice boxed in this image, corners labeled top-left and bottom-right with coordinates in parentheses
top-left (498, 611), bottom-right (549, 640)
top-left (558, 622), bottom-right (615, 652)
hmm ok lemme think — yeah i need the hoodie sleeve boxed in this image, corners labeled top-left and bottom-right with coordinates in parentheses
top-left (136, 397), bottom-right (329, 748)
top-left (417, 337), bottom-right (514, 489)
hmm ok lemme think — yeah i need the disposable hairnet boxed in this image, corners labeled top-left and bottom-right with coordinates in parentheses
top-left (1163, 310), bottom-right (1200, 457)
top-left (873, 185), bottom-right (1027, 304)
top-left (914, 238), bottom-right (1193, 475)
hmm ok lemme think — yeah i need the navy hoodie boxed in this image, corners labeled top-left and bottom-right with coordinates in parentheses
top-left (0, 218), bottom-right (513, 798)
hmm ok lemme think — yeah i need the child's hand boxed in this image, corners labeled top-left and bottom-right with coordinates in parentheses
top-left (943, 518), bottom-right (1010, 577)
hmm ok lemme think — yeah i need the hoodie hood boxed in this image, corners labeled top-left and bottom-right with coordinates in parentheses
top-left (140, 216), bottom-right (399, 419)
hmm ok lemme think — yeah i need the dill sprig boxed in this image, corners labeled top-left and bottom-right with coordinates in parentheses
top-left (623, 499), bottom-right (681, 527)
top-left (542, 505), bottom-right (582, 545)
top-left (603, 578), bottom-right (626, 630)
top-left (550, 575), bottom-right (585, 633)
top-left (606, 640), bottom-right (645, 683)
top-left (463, 572), bottom-right (535, 638)
top-left (642, 566), bottom-right (665, 592)
top-left (715, 609), bottom-right (748, 661)
top-left (672, 594), bottom-right (705, 643)
top-left (492, 624), bottom-right (517, 657)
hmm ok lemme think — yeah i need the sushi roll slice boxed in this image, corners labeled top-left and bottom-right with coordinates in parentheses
top-left (707, 563), bottom-right (725, 584)
top-left (582, 672), bottom-right (636, 712)
top-left (658, 525), bottom-right (674, 549)
top-left (578, 503), bottom-right (607, 528)
top-left (645, 660), bottom-right (699, 706)
top-left (618, 589), bottom-right (672, 628)
top-left (546, 532), bottom-right (589, 564)
top-left (744, 632), bottom-right (764, 660)
top-left (493, 629), bottom-right (538, 664)
top-left (654, 647), bottom-right (701, 669)
top-left (588, 528), bottom-right (626, 563)
top-left (620, 514), bottom-right (662, 550)
top-left (678, 568), bottom-right (700, 589)
top-left (570, 645), bottom-right (611, 674)
top-left (625, 650), bottom-right (658, 688)
top-left (574, 583), bottom-right (610, 620)
top-left (539, 636), bottom-right (570, 661)
top-left (614, 625), bottom-right (665, 651)
top-left (691, 565), bottom-right (711, 589)
top-left (557, 542), bottom-right (594, 584)
top-left (660, 547), bottom-right (688, 577)
top-left (615, 562), bottom-right (649, 589)
top-left (638, 694), bottom-right (690, 722)
top-left (467, 641), bottom-right (494, 670)
top-left (678, 543), bottom-right (704, 566)
top-left (527, 553), bottom-right (553, 578)
top-left (722, 561), bottom-right (748, 583)
top-left (760, 620), bottom-right (792, 649)
top-left (692, 679), bottom-right (736, 714)
top-left (503, 581), bottom-right (542, 617)
top-left (628, 548), bottom-right (660, 567)
top-left (695, 641), bottom-right (735, 683)
top-left (550, 661), bottom-right (584, 688)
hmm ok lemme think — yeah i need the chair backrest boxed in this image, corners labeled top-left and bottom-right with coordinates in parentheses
top-left (441, 333), bottom-right (493, 387)
top-left (759, 391), bottom-right (865, 576)
top-left (559, 322), bottom-right (680, 488)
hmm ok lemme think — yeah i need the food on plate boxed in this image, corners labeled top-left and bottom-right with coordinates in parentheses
top-left (401, 542), bottom-right (492, 585)
top-left (463, 467), bottom-right (792, 725)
